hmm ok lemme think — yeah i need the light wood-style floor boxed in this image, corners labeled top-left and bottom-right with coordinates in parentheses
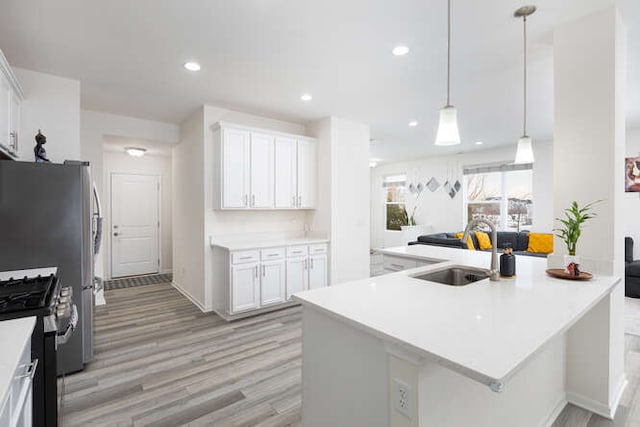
top-left (61, 282), bottom-right (640, 426)
top-left (61, 283), bottom-right (303, 426)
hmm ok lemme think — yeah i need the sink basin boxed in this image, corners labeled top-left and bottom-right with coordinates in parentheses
top-left (412, 266), bottom-right (490, 286)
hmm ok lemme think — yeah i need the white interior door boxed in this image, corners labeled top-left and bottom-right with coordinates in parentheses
top-left (111, 174), bottom-right (160, 278)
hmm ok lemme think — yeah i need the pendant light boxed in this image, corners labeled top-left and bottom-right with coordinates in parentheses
top-left (514, 5), bottom-right (536, 164)
top-left (435, 0), bottom-right (461, 146)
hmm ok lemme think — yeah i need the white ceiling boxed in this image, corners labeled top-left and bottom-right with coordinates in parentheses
top-left (0, 0), bottom-right (638, 163)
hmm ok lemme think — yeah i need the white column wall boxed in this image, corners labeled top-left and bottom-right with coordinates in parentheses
top-left (553, 7), bottom-right (626, 418)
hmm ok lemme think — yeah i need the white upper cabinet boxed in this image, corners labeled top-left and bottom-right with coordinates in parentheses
top-left (274, 136), bottom-right (298, 208)
top-left (215, 122), bottom-right (317, 210)
top-left (221, 128), bottom-right (251, 208)
top-left (0, 49), bottom-right (23, 159)
top-left (297, 139), bottom-right (317, 209)
top-left (249, 132), bottom-right (274, 208)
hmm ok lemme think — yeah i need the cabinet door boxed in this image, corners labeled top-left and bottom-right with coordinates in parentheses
top-left (286, 257), bottom-right (308, 300)
top-left (0, 75), bottom-right (10, 150)
top-left (9, 90), bottom-right (19, 154)
top-left (222, 128), bottom-right (250, 209)
top-left (274, 137), bottom-right (298, 208)
top-left (309, 254), bottom-right (328, 290)
top-left (297, 139), bottom-right (317, 209)
top-left (231, 263), bottom-right (260, 313)
top-left (250, 133), bottom-right (274, 208)
top-left (261, 260), bottom-right (285, 306)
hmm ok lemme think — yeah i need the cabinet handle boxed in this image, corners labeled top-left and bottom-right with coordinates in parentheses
top-left (311, 258), bottom-right (314, 269)
top-left (292, 196), bottom-right (296, 207)
top-left (255, 266), bottom-right (258, 278)
top-left (243, 195), bottom-right (248, 206)
top-left (17, 359), bottom-right (38, 380)
top-left (298, 196), bottom-right (302, 207)
top-left (240, 256), bottom-right (253, 260)
top-left (252, 194), bottom-right (256, 207)
top-left (262, 265), bottom-right (265, 276)
top-left (304, 259), bottom-right (308, 270)
top-left (390, 263), bottom-right (405, 269)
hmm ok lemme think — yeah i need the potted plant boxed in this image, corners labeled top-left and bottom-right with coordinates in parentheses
top-left (554, 200), bottom-right (600, 275)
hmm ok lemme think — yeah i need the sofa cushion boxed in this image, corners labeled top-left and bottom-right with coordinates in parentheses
top-left (526, 233), bottom-right (554, 254)
top-left (496, 232), bottom-right (520, 251)
top-left (475, 231), bottom-right (493, 250)
top-left (516, 231), bottom-right (530, 252)
top-left (418, 235), bottom-right (466, 249)
top-left (454, 233), bottom-right (475, 250)
top-left (627, 261), bottom-right (640, 277)
top-left (626, 237), bottom-right (634, 264)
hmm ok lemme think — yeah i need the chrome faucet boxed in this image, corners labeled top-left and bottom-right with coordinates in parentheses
top-left (461, 218), bottom-right (500, 281)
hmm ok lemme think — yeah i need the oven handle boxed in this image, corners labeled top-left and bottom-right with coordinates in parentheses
top-left (57, 304), bottom-right (78, 345)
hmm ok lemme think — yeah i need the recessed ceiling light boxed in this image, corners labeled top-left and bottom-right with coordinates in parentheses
top-left (392, 45), bottom-right (410, 56)
top-left (184, 62), bottom-right (201, 71)
top-left (300, 94), bottom-right (313, 101)
top-left (475, 141), bottom-right (484, 145)
top-left (408, 121), bottom-right (418, 127)
top-left (125, 147), bottom-right (147, 157)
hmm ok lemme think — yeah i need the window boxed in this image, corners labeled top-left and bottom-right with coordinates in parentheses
top-left (383, 174), bottom-right (407, 231)
top-left (464, 164), bottom-right (533, 232)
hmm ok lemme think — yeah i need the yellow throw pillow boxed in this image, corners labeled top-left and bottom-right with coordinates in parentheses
top-left (474, 231), bottom-right (493, 250)
top-left (454, 233), bottom-right (475, 250)
top-left (527, 233), bottom-right (554, 254)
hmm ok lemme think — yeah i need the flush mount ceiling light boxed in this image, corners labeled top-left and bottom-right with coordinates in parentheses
top-left (184, 62), bottom-right (201, 71)
top-left (435, 0), bottom-right (461, 146)
top-left (300, 94), bottom-right (313, 101)
top-left (392, 45), bottom-right (410, 56)
top-left (125, 147), bottom-right (147, 157)
top-left (514, 5), bottom-right (536, 164)
top-left (408, 120), bottom-right (418, 127)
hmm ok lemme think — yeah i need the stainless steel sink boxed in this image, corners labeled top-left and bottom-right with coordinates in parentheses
top-left (412, 266), bottom-right (490, 286)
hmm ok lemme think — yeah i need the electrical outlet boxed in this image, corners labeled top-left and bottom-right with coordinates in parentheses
top-left (393, 378), bottom-right (412, 419)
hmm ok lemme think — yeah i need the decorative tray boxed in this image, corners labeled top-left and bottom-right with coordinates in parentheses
top-left (545, 269), bottom-right (593, 281)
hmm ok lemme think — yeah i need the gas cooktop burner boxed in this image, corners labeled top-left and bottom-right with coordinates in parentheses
top-left (0, 274), bottom-right (58, 318)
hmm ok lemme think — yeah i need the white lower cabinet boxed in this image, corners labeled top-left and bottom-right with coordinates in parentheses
top-left (231, 262), bottom-right (260, 313)
top-left (222, 242), bottom-right (328, 317)
top-left (308, 254), bottom-right (328, 290)
top-left (286, 256), bottom-right (308, 300)
top-left (0, 333), bottom-right (35, 427)
top-left (260, 260), bottom-right (286, 306)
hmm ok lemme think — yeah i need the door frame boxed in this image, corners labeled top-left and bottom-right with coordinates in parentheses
top-left (109, 172), bottom-right (162, 279)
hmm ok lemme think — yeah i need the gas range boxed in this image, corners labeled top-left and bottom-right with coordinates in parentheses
top-left (0, 267), bottom-right (78, 426)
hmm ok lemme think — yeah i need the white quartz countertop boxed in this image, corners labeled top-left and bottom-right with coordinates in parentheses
top-left (210, 236), bottom-right (329, 251)
top-left (293, 245), bottom-right (620, 387)
top-left (0, 317), bottom-right (36, 406)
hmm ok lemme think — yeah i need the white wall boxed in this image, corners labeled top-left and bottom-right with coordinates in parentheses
top-left (370, 141), bottom-right (554, 249)
top-left (309, 117), bottom-right (371, 284)
top-left (622, 127), bottom-right (640, 258)
top-left (14, 68), bottom-right (80, 163)
top-left (103, 148), bottom-right (173, 277)
top-left (80, 110), bottom-right (179, 279)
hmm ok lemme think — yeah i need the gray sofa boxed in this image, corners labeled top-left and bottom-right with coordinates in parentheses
top-left (626, 237), bottom-right (640, 298)
top-left (408, 231), bottom-right (548, 258)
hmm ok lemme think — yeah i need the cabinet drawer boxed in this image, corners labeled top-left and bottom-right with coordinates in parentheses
top-left (309, 244), bottom-right (327, 255)
top-left (231, 250), bottom-right (260, 264)
top-left (383, 256), bottom-right (417, 272)
top-left (261, 247), bottom-right (285, 260)
top-left (286, 246), bottom-right (308, 257)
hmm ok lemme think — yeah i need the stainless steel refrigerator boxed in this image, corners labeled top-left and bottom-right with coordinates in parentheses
top-left (0, 159), bottom-right (100, 375)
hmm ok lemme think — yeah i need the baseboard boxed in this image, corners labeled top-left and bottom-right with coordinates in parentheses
top-left (171, 280), bottom-right (211, 313)
top-left (539, 398), bottom-right (567, 427)
top-left (162, 268), bottom-right (173, 275)
top-left (567, 375), bottom-right (627, 420)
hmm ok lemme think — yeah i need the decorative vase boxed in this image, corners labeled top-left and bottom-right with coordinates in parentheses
top-left (564, 254), bottom-right (580, 275)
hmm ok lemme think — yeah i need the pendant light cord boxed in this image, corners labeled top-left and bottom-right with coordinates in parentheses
top-left (446, 0), bottom-right (452, 106)
top-left (523, 14), bottom-right (527, 136)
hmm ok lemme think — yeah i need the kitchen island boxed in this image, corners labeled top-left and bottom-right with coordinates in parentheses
top-left (293, 245), bottom-right (626, 427)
